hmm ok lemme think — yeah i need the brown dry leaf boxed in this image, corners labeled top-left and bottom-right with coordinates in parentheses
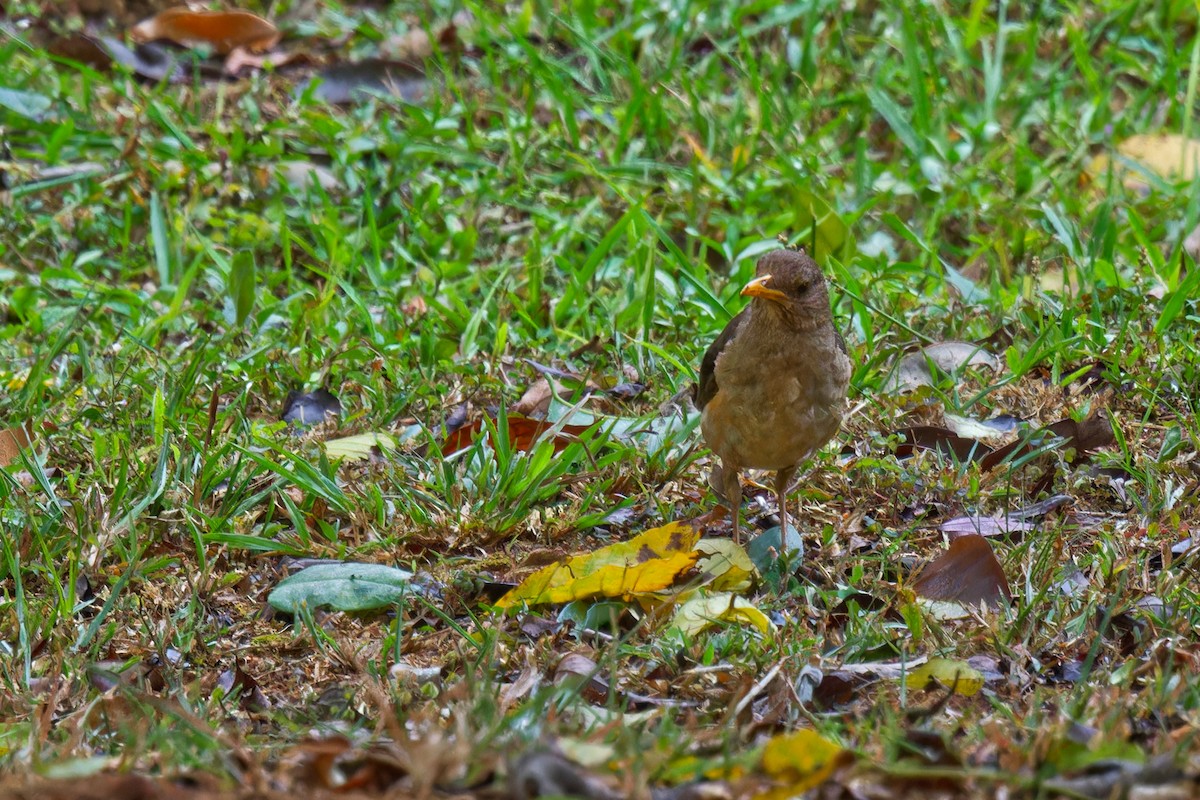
top-left (980, 411), bottom-right (1114, 471)
top-left (912, 534), bottom-right (1011, 606)
top-left (0, 422), bottom-right (32, 467)
top-left (512, 378), bottom-right (556, 417)
top-left (441, 414), bottom-right (591, 455)
top-left (131, 7), bottom-right (280, 54)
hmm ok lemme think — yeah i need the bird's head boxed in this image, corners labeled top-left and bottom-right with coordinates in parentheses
top-left (739, 249), bottom-right (832, 329)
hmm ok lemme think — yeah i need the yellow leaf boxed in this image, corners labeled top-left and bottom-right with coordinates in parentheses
top-left (904, 657), bottom-right (983, 696)
top-left (1087, 133), bottom-right (1200, 191)
top-left (682, 132), bottom-right (719, 172)
top-left (694, 538), bottom-right (756, 591)
top-left (757, 729), bottom-right (848, 798)
top-left (324, 432), bottom-right (398, 461)
top-left (671, 592), bottom-right (774, 636)
top-left (496, 522), bottom-right (699, 609)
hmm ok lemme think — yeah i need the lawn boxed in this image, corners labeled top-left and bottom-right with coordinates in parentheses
top-left (2, 1), bottom-right (1200, 798)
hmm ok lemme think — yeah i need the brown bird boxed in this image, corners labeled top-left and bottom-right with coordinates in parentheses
top-left (694, 249), bottom-right (851, 549)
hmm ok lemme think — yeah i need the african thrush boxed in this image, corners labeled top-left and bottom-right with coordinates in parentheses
top-left (694, 249), bottom-right (851, 550)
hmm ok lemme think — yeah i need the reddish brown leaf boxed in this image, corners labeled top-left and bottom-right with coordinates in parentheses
top-left (440, 415), bottom-right (591, 455)
top-left (0, 422), bottom-right (32, 467)
top-left (912, 534), bottom-right (1011, 605)
top-left (131, 7), bottom-right (281, 54)
top-left (980, 411), bottom-right (1114, 471)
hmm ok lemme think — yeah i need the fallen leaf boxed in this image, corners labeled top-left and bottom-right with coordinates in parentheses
top-left (507, 750), bottom-right (622, 800)
top-left (223, 45), bottom-right (310, 76)
top-left (495, 521), bottom-right (700, 609)
top-left (885, 341), bottom-right (999, 392)
top-left (944, 412), bottom-right (1017, 440)
top-left (980, 411), bottom-right (1114, 471)
top-left (441, 414), bottom-right (592, 456)
top-left (304, 59), bottom-right (429, 105)
top-left (904, 657), bottom-right (984, 696)
top-left (268, 562), bottom-right (416, 613)
top-left (512, 378), bottom-right (557, 417)
top-left (323, 432), bottom-right (398, 462)
top-left (694, 538), bottom-right (756, 591)
top-left (941, 495), bottom-right (1072, 539)
top-left (757, 729), bottom-right (850, 797)
top-left (940, 513), bottom-right (1035, 538)
top-left (0, 87), bottom-right (52, 121)
top-left (670, 592), bottom-right (773, 636)
top-left (893, 425), bottom-right (992, 462)
top-left (49, 33), bottom-right (187, 82)
top-left (912, 534), bottom-right (1010, 606)
top-left (131, 7), bottom-right (281, 54)
top-left (0, 422), bottom-right (32, 467)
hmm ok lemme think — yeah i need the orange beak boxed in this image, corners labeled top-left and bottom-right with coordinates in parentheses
top-left (740, 274), bottom-right (789, 304)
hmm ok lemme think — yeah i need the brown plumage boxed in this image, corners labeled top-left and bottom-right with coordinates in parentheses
top-left (695, 249), bottom-right (851, 550)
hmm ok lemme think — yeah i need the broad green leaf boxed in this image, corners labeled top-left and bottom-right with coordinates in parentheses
top-left (268, 563), bottom-right (414, 613)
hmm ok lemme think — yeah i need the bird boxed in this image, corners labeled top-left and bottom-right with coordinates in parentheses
top-left (694, 248), bottom-right (851, 551)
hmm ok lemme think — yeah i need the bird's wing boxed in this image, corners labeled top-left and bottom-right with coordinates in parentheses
top-left (694, 307), bottom-right (749, 410)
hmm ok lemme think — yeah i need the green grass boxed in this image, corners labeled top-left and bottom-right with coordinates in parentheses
top-left (2, 0), bottom-right (1200, 795)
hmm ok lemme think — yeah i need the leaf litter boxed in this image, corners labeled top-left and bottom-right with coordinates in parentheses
top-left (8, 4), bottom-right (1200, 800)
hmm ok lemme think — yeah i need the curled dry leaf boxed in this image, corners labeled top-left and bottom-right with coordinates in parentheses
top-left (131, 7), bottom-right (281, 54)
top-left (944, 411), bottom-right (1017, 440)
top-left (912, 534), bottom-right (1011, 606)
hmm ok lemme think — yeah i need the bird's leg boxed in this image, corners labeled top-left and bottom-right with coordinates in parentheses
top-left (774, 465), bottom-right (797, 554)
top-left (712, 461), bottom-right (744, 544)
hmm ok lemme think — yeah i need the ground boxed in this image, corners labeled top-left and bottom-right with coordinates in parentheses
top-left (1, 1), bottom-right (1200, 798)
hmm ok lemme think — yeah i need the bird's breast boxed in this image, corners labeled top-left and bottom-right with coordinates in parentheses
top-left (701, 331), bottom-right (849, 471)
